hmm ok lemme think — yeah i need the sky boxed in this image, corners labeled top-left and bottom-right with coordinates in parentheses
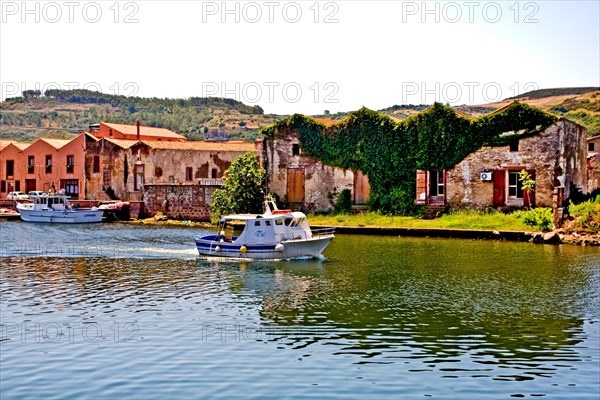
top-left (1, 0), bottom-right (599, 115)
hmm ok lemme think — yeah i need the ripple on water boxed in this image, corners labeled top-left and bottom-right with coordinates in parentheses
top-left (1, 222), bottom-right (599, 398)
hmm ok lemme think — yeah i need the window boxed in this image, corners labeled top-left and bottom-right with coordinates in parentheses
top-left (6, 160), bottom-right (14, 177)
top-left (211, 168), bottom-right (218, 179)
top-left (292, 143), bottom-right (300, 156)
top-left (508, 171), bottom-right (524, 198)
top-left (103, 169), bottom-right (111, 189)
top-left (66, 155), bottom-right (74, 173)
top-left (590, 142), bottom-right (596, 152)
top-left (509, 140), bottom-right (519, 152)
top-left (135, 165), bottom-right (145, 191)
top-left (45, 155), bottom-right (52, 173)
top-left (0, 181), bottom-right (5, 193)
top-left (254, 220), bottom-right (262, 226)
top-left (275, 219), bottom-right (283, 225)
top-left (429, 170), bottom-right (444, 196)
top-left (186, 167), bottom-right (193, 181)
top-left (109, 129), bottom-right (113, 137)
top-left (93, 156), bottom-right (100, 173)
top-left (15, 181), bottom-right (20, 191)
top-left (63, 179), bottom-right (79, 197)
top-left (28, 156), bottom-right (34, 173)
top-left (168, 175), bottom-right (175, 183)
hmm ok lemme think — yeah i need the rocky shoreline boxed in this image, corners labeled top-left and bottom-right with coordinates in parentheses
top-left (532, 229), bottom-right (600, 246)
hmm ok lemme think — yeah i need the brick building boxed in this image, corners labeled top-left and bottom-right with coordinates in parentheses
top-left (2, 122), bottom-right (261, 220)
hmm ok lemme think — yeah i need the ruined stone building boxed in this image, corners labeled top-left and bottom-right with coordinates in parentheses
top-left (261, 107), bottom-right (590, 212)
top-left (416, 119), bottom-right (587, 209)
top-left (588, 136), bottom-right (600, 193)
top-left (263, 117), bottom-right (370, 211)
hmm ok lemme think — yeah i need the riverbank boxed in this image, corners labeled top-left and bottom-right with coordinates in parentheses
top-left (126, 210), bottom-right (599, 245)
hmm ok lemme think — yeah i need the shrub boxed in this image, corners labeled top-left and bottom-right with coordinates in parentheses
top-left (568, 195), bottom-right (600, 233)
top-left (210, 152), bottom-right (265, 222)
top-left (334, 189), bottom-right (352, 214)
top-left (518, 208), bottom-right (553, 231)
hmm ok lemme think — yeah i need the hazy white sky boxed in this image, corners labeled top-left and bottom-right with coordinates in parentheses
top-left (1, 0), bottom-right (599, 114)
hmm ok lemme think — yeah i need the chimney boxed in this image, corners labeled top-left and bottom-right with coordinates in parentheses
top-left (136, 120), bottom-right (141, 141)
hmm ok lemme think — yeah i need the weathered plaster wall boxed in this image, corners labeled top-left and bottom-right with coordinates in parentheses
top-left (85, 138), bottom-right (129, 200)
top-left (588, 153), bottom-right (600, 193)
top-left (447, 120), bottom-right (588, 209)
top-left (265, 136), bottom-right (354, 211)
top-left (139, 149), bottom-right (240, 184)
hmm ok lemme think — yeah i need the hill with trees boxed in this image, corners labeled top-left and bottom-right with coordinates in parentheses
top-left (0, 89), bottom-right (280, 142)
top-left (1, 87), bottom-right (598, 143)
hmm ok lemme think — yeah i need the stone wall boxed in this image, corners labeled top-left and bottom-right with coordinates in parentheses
top-left (446, 120), bottom-right (588, 209)
top-left (85, 137), bottom-right (129, 201)
top-left (143, 184), bottom-right (219, 221)
top-left (588, 153), bottom-right (600, 193)
top-left (264, 136), bottom-right (355, 211)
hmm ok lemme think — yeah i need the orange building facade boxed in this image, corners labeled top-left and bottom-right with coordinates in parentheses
top-left (1, 122), bottom-right (259, 203)
top-left (1, 135), bottom-right (88, 198)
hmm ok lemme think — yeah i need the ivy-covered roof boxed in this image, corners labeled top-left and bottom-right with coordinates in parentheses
top-left (261, 102), bottom-right (559, 214)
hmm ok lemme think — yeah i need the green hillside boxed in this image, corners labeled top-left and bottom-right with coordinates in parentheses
top-left (0, 89), bottom-right (281, 142)
top-left (2, 87), bottom-right (599, 143)
top-left (506, 87), bottom-right (599, 100)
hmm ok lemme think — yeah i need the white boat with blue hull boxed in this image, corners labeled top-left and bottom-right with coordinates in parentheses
top-left (196, 199), bottom-right (334, 260)
top-left (17, 191), bottom-right (104, 223)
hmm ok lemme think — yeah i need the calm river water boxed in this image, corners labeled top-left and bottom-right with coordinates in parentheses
top-left (1, 221), bottom-right (599, 399)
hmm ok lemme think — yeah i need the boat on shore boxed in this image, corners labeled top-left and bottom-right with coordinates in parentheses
top-left (16, 190), bottom-right (104, 223)
top-left (195, 198), bottom-right (334, 260)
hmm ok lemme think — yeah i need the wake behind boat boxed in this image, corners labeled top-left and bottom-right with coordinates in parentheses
top-left (195, 198), bottom-right (334, 260)
top-left (17, 190), bottom-right (104, 223)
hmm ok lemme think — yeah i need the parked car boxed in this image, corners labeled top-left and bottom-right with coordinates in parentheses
top-left (7, 191), bottom-right (29, 200)
top-left (28, 191), bottom-right (47, 197)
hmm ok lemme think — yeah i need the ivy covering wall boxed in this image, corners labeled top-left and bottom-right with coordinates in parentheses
top-left (261, 102), bottom-right (557, 214)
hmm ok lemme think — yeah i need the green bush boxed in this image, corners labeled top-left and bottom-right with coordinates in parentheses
top-left (568, 195), bottom-right (600, 233)
top-left (334, 189), bottom-right (352, 214)
top-left (518, 208), bottom-right (553, 231)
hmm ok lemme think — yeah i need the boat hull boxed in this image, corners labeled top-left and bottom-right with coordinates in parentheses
top-left (196, 235), bottom-right (334, 260)
top-left (17, 208), bottom-right (104, 223)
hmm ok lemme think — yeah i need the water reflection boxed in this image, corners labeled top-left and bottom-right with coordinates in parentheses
top-left (1, 222), bottom-right (599, 398)
top-left (203, 236), bottom-right (598, 382)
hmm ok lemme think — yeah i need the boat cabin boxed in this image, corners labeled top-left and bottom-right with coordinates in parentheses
top-left (217, 212), bottom-right (312, 245)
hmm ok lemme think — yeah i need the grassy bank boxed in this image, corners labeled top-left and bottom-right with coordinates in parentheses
top-left (308, 210), bottom-right (534, 232)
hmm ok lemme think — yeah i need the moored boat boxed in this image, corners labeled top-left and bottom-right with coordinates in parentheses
top-left (195, 198), bottom-right (334, 260)
top-left (16, 190), bottom-right (104, 223)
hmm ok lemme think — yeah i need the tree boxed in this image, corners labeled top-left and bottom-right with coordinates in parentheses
top-left (22, 90), bottom-right (41, 99)
top-left (210, 152), bottom-right (265, 221)
top-left (520, 169), bottom-right (536, 208)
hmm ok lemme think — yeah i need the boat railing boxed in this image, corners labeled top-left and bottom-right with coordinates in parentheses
top-left (311, 227), bottom-right (336, 237)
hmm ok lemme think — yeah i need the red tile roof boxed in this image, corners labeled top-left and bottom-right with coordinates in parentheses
top-left (0, 140), bottom-right (28, 151)
top-left (102, 122), bottom-right (187, 140)
top-left (39, 138), bottom-right (72, 149)
top-left (104, 138), bottom-right (139, 149)
top-left (141, 140), bottom-right (255, 152)
top-left (309, 117), bottom-right (339, 127)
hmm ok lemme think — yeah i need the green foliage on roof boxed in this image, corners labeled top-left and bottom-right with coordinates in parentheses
top-left (261, 102), bottom-right (557, 214)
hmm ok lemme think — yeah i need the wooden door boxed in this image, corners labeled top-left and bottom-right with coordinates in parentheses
top-left (25, 179), bottom-right (36, 193)
top-left (286, 168), bottom-right (305, 204)
top-left (353, 170), bottom-right (371, 205)
top-left (493, 169), bottom-right (506, 206)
